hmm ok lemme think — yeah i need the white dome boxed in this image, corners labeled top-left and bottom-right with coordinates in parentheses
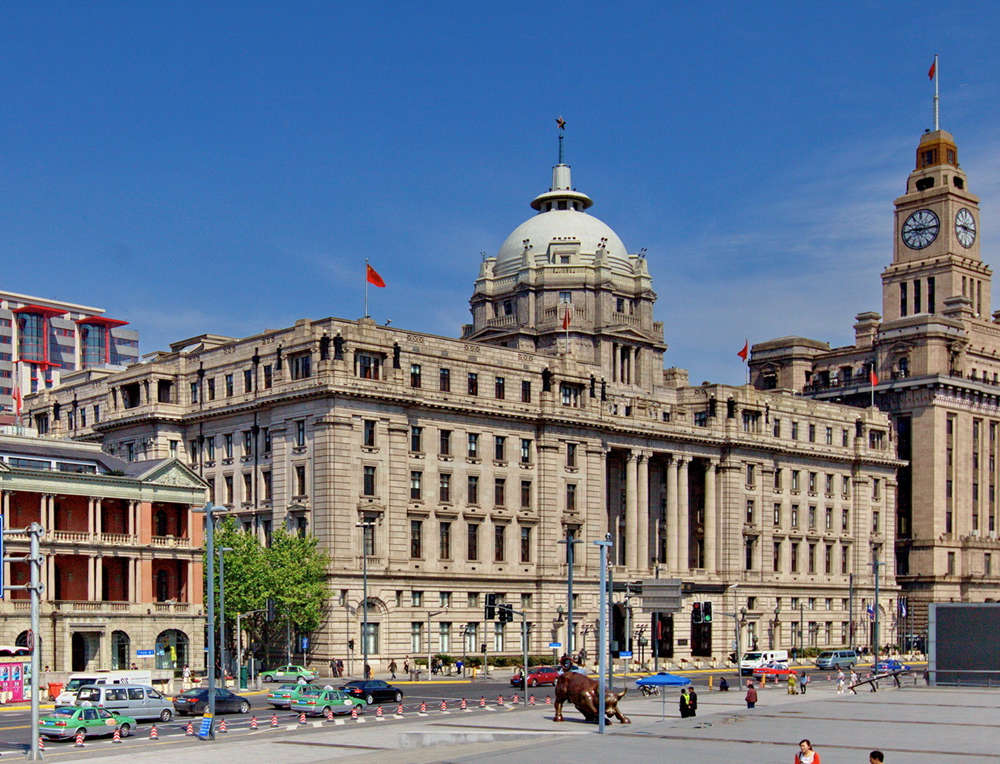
top-left (495, 209), bottom-right (631, 275)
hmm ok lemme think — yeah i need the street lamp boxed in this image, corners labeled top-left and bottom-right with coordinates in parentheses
top-left (427, 610), bottom-right (444, 677)
top-left (217, 546), bottom-right (233, 688)
top-left (355, 518), bottom-right (376, 677)
top-left (558, 530), bottom-right (581, 657)
top-left (192, 501), bottom-right (230, 738)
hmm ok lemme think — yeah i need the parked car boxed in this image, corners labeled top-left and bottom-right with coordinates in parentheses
top-left (740, 650), bottom-right (789, 677)
top-left (340, 680), bottom-right (403, 705)
top-left (876, 659), bottom-right (912, 673)
top-left (751, 660), bottom-right (792, 679)
top-left (267, 682), bottom-right (315, 708)
top-left (814, 650), bottom-right (860, 670)
top-left (290, 687), bottom-right (364, 716)
top-left (39, 706), bottom-right (136, 741)
top-left (261, 664), bottom-right (318, 683)
top-left (75, 684), bottom-right (173, 722)
top-left (510, 666), bottom-right (560, 687)
top-left (172, 687), bottom-right (251, 715)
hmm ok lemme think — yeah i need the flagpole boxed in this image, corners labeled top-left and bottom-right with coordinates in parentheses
top-left (933, 54), bottom-right (939, 131)
top-left (364, 258), bottom-right (369, 319)
top-left (745, 338), bottom-right (750, 386)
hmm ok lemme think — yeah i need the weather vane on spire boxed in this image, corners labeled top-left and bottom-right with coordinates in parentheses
top-left (556, 115), bottom-right (566, 164)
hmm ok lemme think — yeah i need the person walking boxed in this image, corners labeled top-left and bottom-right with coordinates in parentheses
top-left (787, 672), bottom-right (798, 695)
top-left (868, 751), bottom-right (884, 763)
top-left (799, 670), bottom-right (809, 695)
top-left (388, 659), bottom-right (397, 680)
top-left (794, 738), bottom-right (820, 764)
top-left (329, 658), bottom-right (337, 678)
top-left (745, 680), bottom-right (758, 709)
top-left (679, 687), bottom-right (691, 718)
top-left (688, 687), bottom-right (698, 717)
top-left (364, 662), bottom-right (372, 680)
top-left (836, 669), bottom-right (846, 695)
top-left (403, 658), bottom-right (410, 678)
top-left (719, 676), bottom-right (729, 692)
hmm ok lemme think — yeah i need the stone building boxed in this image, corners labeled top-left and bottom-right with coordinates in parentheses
top-left (0, 430), bottom-right (206, 671)
top-left (25, 157), bottom-right (900, 667)
top-left (750, 124), bottom-right (998, 642)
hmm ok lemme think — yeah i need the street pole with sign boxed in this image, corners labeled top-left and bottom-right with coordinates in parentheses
top-left (192, 501), bottom-right (227, 739)
top-left (217, 547), bottom-right (232, 688)
top-left (558, 530), bottom-right (580, 658)
top-left (594, 533), bottom-right (612, 735)
top-left (427, 610), bottom-right (444, 677)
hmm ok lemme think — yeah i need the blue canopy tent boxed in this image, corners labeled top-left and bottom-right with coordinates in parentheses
top-left (635, 672), bottom-right (692, 720)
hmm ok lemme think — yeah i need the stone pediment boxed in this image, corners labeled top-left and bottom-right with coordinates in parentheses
top-left (136, 459), bottom-right (207, 489)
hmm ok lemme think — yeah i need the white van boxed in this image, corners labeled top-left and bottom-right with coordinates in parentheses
top-left (74, 684), bottom-right (173, 722)
top-left (56, 670), bottom-right (153, 705)
top-left (739, 650), bottom-right (789, 676)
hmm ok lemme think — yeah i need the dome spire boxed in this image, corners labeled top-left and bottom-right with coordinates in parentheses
top-left (556, 115), bottom-right (566, 164)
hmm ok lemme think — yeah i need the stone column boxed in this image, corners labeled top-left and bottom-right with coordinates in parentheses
top-left (87, 498), bottom-right (95, 536)
top-left (637, 452), bottom-right (649, 571)
top-left (127, 501), bottom-right (136, 537)
top-left (666, 455), bottom-right (678, 571)
top-left (612, 344), bottom-right (619, 382)
top-left (46, 555), bottom-right (56, 600)
top-left (1, 491), bottom-right (9, 528)
top-left (704, 460), bottom-right (718, 573)
top-left (677, 458), bottom-right (690, 570)
top-left (87, 556), bottom-right (95, 600)
top-left (94, 499), bottom-right (102, 537)
top-left (94, 556), bottom-right (103, 601)
top-left (625, 451), bottom-right (638, 570)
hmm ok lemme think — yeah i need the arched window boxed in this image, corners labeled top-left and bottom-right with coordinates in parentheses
top-left (111, 631), bottom-right (130, 670)
top-left (155, 629), bottom-right (189, 671)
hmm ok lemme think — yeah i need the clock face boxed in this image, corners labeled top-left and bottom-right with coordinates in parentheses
top-left (956, 208), bottom-right (977, 248)
top-left (901, 209), bottom-right (940, 250)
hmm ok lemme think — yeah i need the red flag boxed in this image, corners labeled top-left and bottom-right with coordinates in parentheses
top-left (562, 305), bottom-right (571, 330)
top-left (870, 369), bottom-right (879, 386)
top-left (366, 264), bottom-right (386, 288)
top-left (927, 59), bottom-right (936, 80)
top-left (737, 340), bottom-right (749, 362)
top-left (12, 385), bottom-right (22, 415)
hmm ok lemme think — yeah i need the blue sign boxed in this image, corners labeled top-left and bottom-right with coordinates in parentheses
top-left (548, 642), bottom-right (562, 649)
top-left (198, 712), bottom-right (213, 739)
top-left (300, 636), bottom-right (309, 651)
top-left (619, 651), bottom-right (633, 658)
top-left (136, 649), bottom-right (155, 657)
top-left (0, 517), bottom-right (4, 598)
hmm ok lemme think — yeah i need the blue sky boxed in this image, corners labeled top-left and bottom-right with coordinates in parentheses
top-left (2, 2), bottom-right (998, 385)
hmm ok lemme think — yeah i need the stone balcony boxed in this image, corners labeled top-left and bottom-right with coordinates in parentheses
top-left (1, 600), bottom-right (201, 616)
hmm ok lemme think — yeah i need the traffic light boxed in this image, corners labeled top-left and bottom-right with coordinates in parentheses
top-left (485, 593), bottom-right (497, 620)
top-left (348, 638), bottom-right (354, 651)
top-left (703, 601), bottom-right (713, 623)
top-left (499, 603), bottom-right (513, 623)
top-left (266, 597), bottom-right (276, 622)
top-left (692, 602), bottom-right (703, 624)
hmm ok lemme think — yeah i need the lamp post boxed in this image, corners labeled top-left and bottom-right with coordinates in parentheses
top-left (558, 530), bottom-right (581, 658)
top-left (871, 547), bottom-right (886, 659)
top-left (355, 519), bottom-right (376, 677)
top-left (192, 501), bottom-right (229, 738)
top-left (217, 547), bottom-right (233, 688)
top-left (594, 533), bottom-right (613, 735)
top-left (427, 610), bottom-right (444, 676)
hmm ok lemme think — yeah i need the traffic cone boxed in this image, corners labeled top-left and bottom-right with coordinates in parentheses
top-left (545, 695), bottom-right (551, 704)
top-left (112, 727), bottom-right (121, 744)
top-left (75, 730), bottom-right (86, 747)
top-left (219, 717), bottom-right (228, 733)
top-left (250, 715), bottom-right (258, 730)
top-left (324, 707), bottom-right (333, 721)
top-left (375, 705), bottom-right (384, 721)
top-left (350, 706), bottom-right (358, 721)
top-left (185, 721), bottom-right (194, 736)
top-left (529, 695), bottom-right (536, 706)
top-left (395, 703), bottom-right (404, 718)
top-left (299, 712), bottom-right (306, 725)
top-left (497, 694), bottom-right (504, 707)
top-left (270, 713), bottom-right (278, 728)
top-left (440, 699), bottom-right (447, 712)
top-left (149, 724), bottom-right (160, 740)
top-left (512, 693), bottom-right (520, 705)
top-left (419, 701), bottom-right (427, 716)
top-left (460, 697), bottom-right (468, 712)
top-left (479, 696), bottom-right (486, 708)
top-left (38, 736), bottom-right (45, 752)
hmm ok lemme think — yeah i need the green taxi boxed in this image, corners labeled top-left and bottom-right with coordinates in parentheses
top-left (290, 687), bottom-right (364, 717)
top-left (40, 705), bottom-right (137, 740)
top-left (266, 682), bottom-right (314, 708)
top-left (261, 664), bottom-right (317, 682)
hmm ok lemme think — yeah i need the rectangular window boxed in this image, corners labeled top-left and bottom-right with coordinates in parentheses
top-left (745, 538), bottom-right (754, 570)
top-left (262, 470), bottom-right (272, 500)
top-left (791, 542), bottom-right (799, 572)
top-left (295, 464), bottom-right (306, 496)
top-left (207, 437), bottom-right (216, 460)
top-left (841, 545), bottom-right (849, 574)
top-left (190, 381), bottom-right (199, 403)
top-left (495, 376), bottom-right (505, 399)
top-left (808, 543), bottom-right (816, 573)
top-left (224, 433), bottom-right (234, 459)
top-left (825, 507), bottom-right (832, 529)
top-left (746, 499), bottom-right (755, 523)
top-left (244, 368), bottom-right (253, 393)
top-left (825, 427), bottom-right (833, 445)
top-left (410, 426), bottom-right (423, 452)
top-left (468, 372), bottom-right (478, 395)
top-left (263, 427), bottom-right (272, 453)
top-left (262, 366), bottom-right (272, 389)
top-left (494, 477), bottom-right (506, 506)
top-left (412, 591), bottom-right (423, 607)
top-left (494, 524), bottom-right (506, 561)
top-left (243, 430), bottom-right (253, 455)
top-left (773, 540), bottom-right (781, 572)
top-left (746, 463), bottom-right (756, 486)
top-left (467, 432), bottom-right (479, 458)
top-left (520, 438), bottom-right (532, 464)
top-left (362, 521), bottom-right (375, 556)
top-left (825, 544), bottom-right (833, 574)
top-left (520, 480), bottom-right (531, 508)
top-left (825, 473), bottom-right (834, 497)
top-left (842, 509), bottom-right (849, 531)
top-left (439, 367), bottom-right (450, 391)
top-left (791, 470), bottom-right (800, 492)
top-left (467, 475), bottom-right (479, 505)
top-left (290, 352), bottom-right (312, 380)
top-left (900, 281), bottom-right (908, 316)
top-left (567, 483), bottom-right (577, 511)
top-left (842, 476), bottom-right (850, 499)
top-left (410, 471), bottom-right (422, 500)
top-left (224, 475), bottom-right (234, 504)
top-left (791, 421), bottom-right (799, 440)
top-left (440, 429), bottom-right (451, 456)
top-left (808, 506), bottom-right (816, 529)
top-left (296, 420), bottom-right (306, 447)
top-left (872, 511), bottom-right (880, 532)
top-left (872, 478), bottom-right (881, 500)
top-left (410, 623), bottom-right (422, 653)
top-left (439, 473), bottom-right (451, 502)
top-left (410, 520), bottom-right (422, 558)
top-left (914, 279), bottom-right (921, 313)
top-left (363, 465), bottom-right (376, 496)
top-left (773, 503), bottom-right (781, 526)
top-left (439, 521), bottom-right (451, 559)
top-left (567, 442), bottom-right (577, 468)
top-left (808, 472), bottom-right (817, 493)
top-left (928, 276), bottom-right (936, 313)
top-left (363, 419), bottom-right (376, 447)
top-left (791, 505), bottom-right (799, 528)
top-left (560, 383), bottom-right (581, 407)
top-left (521, 380), bottom-right (531, 402)
top-left (774, 469), bottom-right (782, 491)
top-left (520, 526), bottom-right (531, 562)
top-left (947, 551), bottom-right (955, 575)
top-left (773, 418), bottom-right (781, 437)
top-left (410, 363), bottom-right (421, 388)
top-left (225, 373), bottom-right (234, 397)
top-left (357, 353), bottom-right (382, 380)
top-left (494, 435), bottom-right (506, 461)
top-left (467, 523), bottom-right (479, 561)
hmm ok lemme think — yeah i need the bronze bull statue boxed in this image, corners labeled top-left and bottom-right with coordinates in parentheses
top-left (553, 671), bottom-right (630, 724)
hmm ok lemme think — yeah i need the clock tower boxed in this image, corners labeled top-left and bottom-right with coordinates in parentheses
top-left (881, 129), bottom-right (989, 321)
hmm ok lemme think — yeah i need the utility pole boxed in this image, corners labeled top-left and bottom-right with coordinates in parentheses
top-left (594, 533), bottom-right (613, 735)
top-left (849, 573), bottom-right (855, 650)
top-left (623, 583), bottom-right (632, 679)
top-left (607, 564), bottom-right (614, 693)
top-left (872, 548), bottom-right (886, 660)
top-left (426, 610), bottom-right (444, 677)
top-left (192, 501), bottom-right (228, 739)
top-left (235, 609), bottom-right (266, 689)
top-left (558, 530), bottom-right (581, 658)
top-left (217, 546), bottom-right (232, 689)
top-left (356, 519), bottom-right (375, 678)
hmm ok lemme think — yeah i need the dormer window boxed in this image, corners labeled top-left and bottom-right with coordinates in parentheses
top-left (947, 149), bottom-right (956, 164)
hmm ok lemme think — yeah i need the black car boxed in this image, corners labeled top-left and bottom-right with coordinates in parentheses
top-left (173, 687), bottom-right (251, 715)
top-left (340, 680), bottom-right (403, 705)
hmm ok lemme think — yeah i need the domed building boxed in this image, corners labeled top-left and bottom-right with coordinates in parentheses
top-left (464, 158), bottom-right (665, 388)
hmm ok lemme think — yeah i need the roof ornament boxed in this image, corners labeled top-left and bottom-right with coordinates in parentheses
top-left (555, 116), bottom-right (566, 164)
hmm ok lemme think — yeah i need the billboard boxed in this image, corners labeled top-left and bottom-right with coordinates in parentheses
top-left (928, 603), bottom-right (1000, 686)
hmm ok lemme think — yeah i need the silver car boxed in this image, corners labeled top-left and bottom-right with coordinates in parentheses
top-left (75, 684), bottom-right (174, 722)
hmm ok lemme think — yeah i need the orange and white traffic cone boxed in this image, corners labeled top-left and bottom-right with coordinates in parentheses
top-left (545, 695), bottom-right (552, 704)
top-left (250, 715), bottom-right (258, 730)
top-left (460, 697), bottom-right (469, 712)
top-left (112, 728), bottom-right (121, 744)
top-left (219, 717), bottom-right (228, 733)
top-left (150, 723), bottom-right (160, 740)
top-left (419, 701), bottom-right (427, 716)
top-left (39, 736), bottom-right (46, 751)
top-left (529, 694), bottom-right (536, 706)
top-left (440, 699), bottom-right (448, 713)
top-left (479, 696), bottom-right (486, 708)
top-left (186, 720), bottom-right (194, 736)
top-left (350, 706), bottom-right (358, 721)
top-left (395, 703), bottom-right (404, 718)
top-left (324, 707), bottom-right (333, 721)
top-left (375, 705), bottom-right (384, 721)
top-left (298, 712), bottom-right (306, 725)
top-left (512, 694), bottom-right (520, 705)
top-left (497, 694), bottom-right (505, 707)
top-left (270, 713), bottom-right (278, 728)
top-left (75, 731), bottom-right (86, 747)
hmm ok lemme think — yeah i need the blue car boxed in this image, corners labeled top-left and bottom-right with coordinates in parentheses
top-left (876, 659), bottom-right (911, 673)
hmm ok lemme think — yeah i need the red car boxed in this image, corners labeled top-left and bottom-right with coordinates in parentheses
top-left (511, 666), bottom-right (560, 687)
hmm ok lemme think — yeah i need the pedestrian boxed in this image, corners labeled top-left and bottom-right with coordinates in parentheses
top-left (836, 669), bottom-right (846, 695)
top-left (456, 658), bottom-right (464, 676)
top-left (788, 672), bottom-right (798, 695)
top-left (869, 751), bottom-right (884, 763)
top-left (678, 687), bottom-right (690, 718)
top-left (745, 680), bottom-right (757, 708)
top-left (794, 738), bottom-right (820, 764)
top-left (687, 687), bottom-right (698, 717)
top-left (183, 664), bottom-right (191, 686)
top-left (329, 658), bottom-right (337, 677)
top-left (849, 669), bottom-right (859, 694)
top-left (336, 659), bottom-right (344, 678)
top-left (799, 670), bottom-right (809, 695)
top-left (364, 662), bottom-right (372, 680)
top-left (388, 659), bottom-right (397, 680)
top-left (403, 657), bottom-right (410, 676)
top-left (719, 676), bottom-right (729, 692)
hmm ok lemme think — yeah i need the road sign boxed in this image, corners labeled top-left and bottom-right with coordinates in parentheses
top-left (641, 578), bottom-right (683, 613)
top-left (300, 636), bottom-right (309, 651)
top-left (136, 649), bottom-right (154, 657)
top-left (198, 712), bottom-right (214, 739)
top-left (547, 642), bottom-right (562, 649)
top-left (619, 651), bottom-right (633, 658)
